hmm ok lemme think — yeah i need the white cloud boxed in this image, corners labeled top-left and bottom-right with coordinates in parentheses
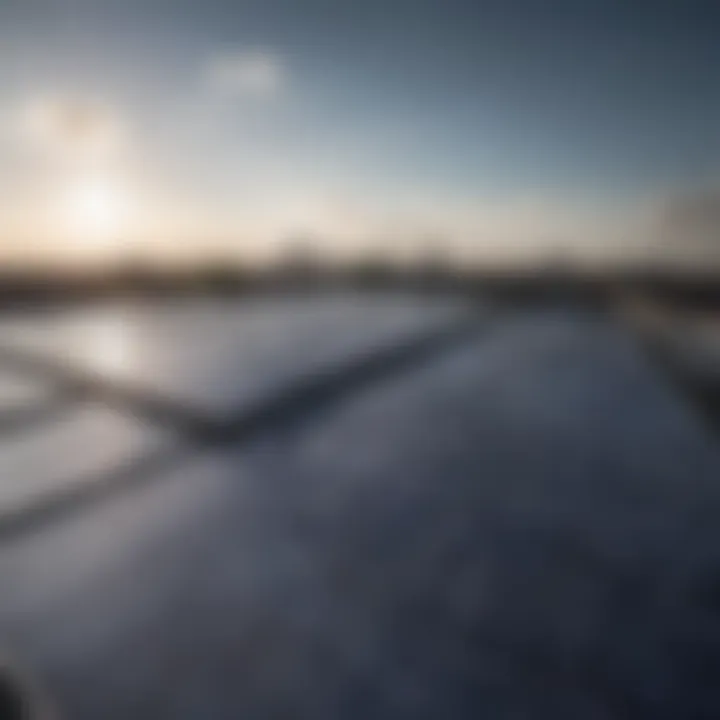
top-left (12, 94), bottom-right (127, 167)
top-left (204, 50), bottom-right (285, 99)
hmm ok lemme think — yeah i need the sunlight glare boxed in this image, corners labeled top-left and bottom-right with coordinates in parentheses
top-left (63, 175), bottom-right (131, 254)
top-left (73, 313), bottom-right (137, 376)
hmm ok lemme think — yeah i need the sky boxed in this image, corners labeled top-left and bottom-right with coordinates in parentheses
top-left (1, 0), bottom-right (720, 267)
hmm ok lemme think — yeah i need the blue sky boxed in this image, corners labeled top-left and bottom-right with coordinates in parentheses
top-left (1, 0), bottom-right (719, 264)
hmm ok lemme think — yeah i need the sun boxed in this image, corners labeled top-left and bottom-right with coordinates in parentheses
top-left (16, 94), bottom-right (137, 260)
top-left (63, 174), bottom-right (131, 253)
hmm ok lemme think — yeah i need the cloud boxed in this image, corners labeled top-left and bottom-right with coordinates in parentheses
top-left (204, 50), bottom-right (285, 99)
top-left (625, 188), bottom-right (720, 268)
top-left (12, 94), bottom-right (126, 167)
top-left (656, 190), bottom-right (720, 245)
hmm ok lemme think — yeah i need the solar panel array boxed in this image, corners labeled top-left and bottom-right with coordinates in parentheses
top-left (2, 299), bottom-right (720, 720)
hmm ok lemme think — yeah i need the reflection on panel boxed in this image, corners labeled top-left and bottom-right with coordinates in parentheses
top-left (0, 405), bottom-right (171, 514)
top-left (0, 371), bottom-right (57, 408)
top-left (0, 297), bottom-right (468, 411)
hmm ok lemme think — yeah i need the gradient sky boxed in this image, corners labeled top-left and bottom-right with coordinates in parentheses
top-left (1, 0), bottom-right (720, 265)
